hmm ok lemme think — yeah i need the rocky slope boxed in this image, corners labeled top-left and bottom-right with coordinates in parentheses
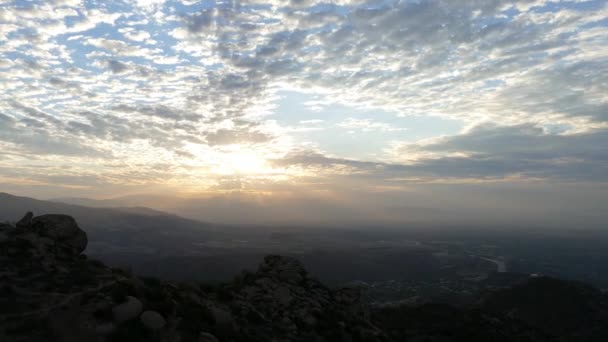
top-left (479, 276), bottom-right (608, 341)
top-left (2, 212), bottom-right (608, 342)
top-left (0, 213), bottom-right (385, 342)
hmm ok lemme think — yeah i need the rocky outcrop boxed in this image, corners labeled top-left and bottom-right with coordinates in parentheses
top-left (140, 310), bottom-right (167, 331)
top-left (224, 255), bottom-right (386, 341)
top-left (113, 296), bottom-right (144, 323)
top-left (0, 213), bottom-right (386, 342)
top-left (3, 212), bottom-right (580, 342)
top-left (29, 214), bottom-right (88, 255)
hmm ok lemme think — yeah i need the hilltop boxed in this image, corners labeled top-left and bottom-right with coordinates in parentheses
top-left (2, 212), bottom-right (608, 341)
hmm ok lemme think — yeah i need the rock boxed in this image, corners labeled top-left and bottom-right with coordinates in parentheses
top-left (199, 332), bottom-right (220, 342)
top-left (210, 307), bottom-right (237, 335)
top-left (334, 286), bottom-right (361, 306)
top-left (0, 215), bottom-right (388, 342)
top-left (16, 212), bottom-right (33, 228)
top-left (263, 255), bottom-right (306, 276)
top-left (94, 322), bottom-right (115, 335)
top-left (140, 310), bottom-right (166, 331)
top-left (29, 214), bottom-right (88, 255)
top-left (274, 286), bottom-right (292, 306)
top-left (295, 308), bottom-right (317, 328)
top-left (112, 296), bottom-right (143, 323)
top-left (279, 269), bottom-right (303, 284)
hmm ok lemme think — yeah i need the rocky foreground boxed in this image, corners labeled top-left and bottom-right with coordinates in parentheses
top-left (0, 213), bottom-right (385, 342)
top-left (2, 213), bottom-right (608, 342)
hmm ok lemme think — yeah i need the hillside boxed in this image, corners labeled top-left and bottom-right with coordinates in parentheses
top-left (0, 192), bottom-right (231, 252)
top-left (0, 213), bottom-right (385, 342)
top-left (2, 212), bottom-right (608, 341)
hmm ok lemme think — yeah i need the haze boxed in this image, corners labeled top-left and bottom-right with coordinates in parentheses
top-left (1, 0), bottom-right (607, 227)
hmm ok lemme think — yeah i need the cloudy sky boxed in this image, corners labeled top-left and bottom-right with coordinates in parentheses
top-left (1, 0), bottom-right (607, 225)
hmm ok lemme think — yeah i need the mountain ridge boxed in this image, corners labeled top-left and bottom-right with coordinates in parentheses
top-left (0, 212), bottom-right (386, 342)
top-left (2, 212), bottom-right (608, 341)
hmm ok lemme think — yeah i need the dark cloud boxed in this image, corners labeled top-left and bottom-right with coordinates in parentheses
top-left (111, 104), bottom-right (202, 121)
top-left (399, 124), bottom-right (608, 181)
top-left (206, 128), bottom-right (273, 146)
top-left (0, 112), bottom-right (106, 157)
top-left (1, 0), bottom-right (607, 208)
top-left (185, 10), bottom-right (215, 33)
top-left (106, 60), bottom-right (129, 73)
top-left (274, 124), bottom-right (608, 182)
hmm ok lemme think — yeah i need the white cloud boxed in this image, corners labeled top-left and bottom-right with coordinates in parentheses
top-left (0, 0), bottom-right (607, 195)
top-left (338, 118), bottom-right (407, 132)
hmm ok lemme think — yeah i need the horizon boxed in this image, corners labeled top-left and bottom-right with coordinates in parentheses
top-left (1, 0), bottom-right (608, 227)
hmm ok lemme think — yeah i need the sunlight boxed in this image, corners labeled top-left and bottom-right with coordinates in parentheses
top-left (217, 150), bottom-right (270, 175)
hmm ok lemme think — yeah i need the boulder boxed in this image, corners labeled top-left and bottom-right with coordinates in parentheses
top-left (94, 322), bottom-right (115, 335)
top-left (263, 255), bottom-right (307, 275)
top-left (334, 286), bottom-right (361, 306)
top-left (112, 296), bottom-right (143, 323)
top-left (261, 255), bottom-right (308, 284)
top-left (274, 286), bottom-right (292, 306)
top-left (29, 214), bottom-right (88, 255)
top-left (16, 212), bottom-right (33, 228)
top-left (279, 269), bottom-right (303, 284)
top-left (140, 310), bottom-right (166, 331)
top-left (209, 307), bottom-right (237, 336)
top-left (199, 332), bottom-right (220, 342)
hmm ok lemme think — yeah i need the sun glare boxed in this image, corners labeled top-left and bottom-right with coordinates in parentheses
top-left (217, 151), bottom-right (269, 175)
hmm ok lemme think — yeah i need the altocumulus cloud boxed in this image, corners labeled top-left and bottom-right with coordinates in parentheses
top-left (0, 0), bottom-right (607, 199)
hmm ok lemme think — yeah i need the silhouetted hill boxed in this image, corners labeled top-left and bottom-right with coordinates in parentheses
top-left (0, 192), bottom-right (181, 224)
top-left (481, 276), bottom-right (608, 340)
top-left (373, 303), bottom-right (551, 342)
top-left (0, 192), bottom-right (235, 263)
top-left (50, 196), bottom-right (136, 208)
top-left (3, 212), bottom-right (608, 341)
top-left (0, 213), bottom-right (385, 342)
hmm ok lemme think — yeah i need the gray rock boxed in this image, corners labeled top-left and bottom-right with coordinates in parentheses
top-left (140, 310), bottom-right (166, 331)
top-left (94, 322), bottom-right (115, 335)
top-left (199, 332), bottom-right (220, 342)
top-left (16, 212), bottom-right (33, 228)
top-left (30, 214), bottom-right (88, 255)
top-left (295, 308), bottom-right (317, 328)
top-left (334, 286), bottom-right (361, 305)
top-left (275, 286), bottom-right (292, 306)
top-left (210, 307), bottom-right (237, 335)
top-left (279, 269), bottom-right (303, 284)
top-left (262, 255), bottom-right (306, 276)
top-left (112, 296), bottom-right (143, 323)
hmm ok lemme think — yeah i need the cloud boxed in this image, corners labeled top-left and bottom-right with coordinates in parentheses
top-left (338, 118), bottom-right (406, 132)
top-left (0, 0), bottom-right (607, 203)
top-left (392, 123), bottom-right (608, 181)
top-left (273, 123), bottom-right (608, 182)
top-left (119, 27), bottom-right (152, 42)
top-left (205, 128), bottom-right (273, 146)
top-left (0, 111), bottom-right (106, 157)
top-left (106, 60), bottom-right (129, 73)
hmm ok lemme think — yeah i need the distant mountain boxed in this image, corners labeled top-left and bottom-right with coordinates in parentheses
top-left (0, 192), bottom-right (231, 260)
top-left (48, 193), bottom-right (456, 227)
top-left (50, 196), bottom-right (130, 207)
top-left (0, 192), bottom-right (169, 222)
top-left (50, 196), bottom-right (164, 215)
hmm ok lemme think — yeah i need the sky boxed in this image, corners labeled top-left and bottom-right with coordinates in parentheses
top-left (1, 0), bottom-right (607, 226)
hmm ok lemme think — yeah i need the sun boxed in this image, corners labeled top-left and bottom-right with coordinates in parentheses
top-left (210, 147), bottom-right (272, 175)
